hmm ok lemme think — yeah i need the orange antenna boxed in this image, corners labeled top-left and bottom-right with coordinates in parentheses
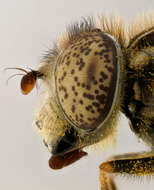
top-left (5, 67), bottom-right (43, 95)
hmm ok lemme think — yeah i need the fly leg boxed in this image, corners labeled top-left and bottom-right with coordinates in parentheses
top-left (100, 152), bottom-right (154, 190)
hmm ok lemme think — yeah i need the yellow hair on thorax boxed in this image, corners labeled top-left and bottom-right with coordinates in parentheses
top-left (128, 11), bottom-right (154, 48)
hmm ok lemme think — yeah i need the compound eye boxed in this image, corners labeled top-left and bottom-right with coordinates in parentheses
top-left (55, 31), bottom-right (120, 130)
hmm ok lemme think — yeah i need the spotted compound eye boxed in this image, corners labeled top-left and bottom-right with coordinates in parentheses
top-left (55, 31), bottom-right (120, 130)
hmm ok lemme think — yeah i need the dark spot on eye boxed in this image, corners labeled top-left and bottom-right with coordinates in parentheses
top-left (80, 47), bottom-right (84, 53)
top-left (100, 72), bottom-right (108, 80)
top-left (66, 61), bottom-right (70, 65)
top-left (83, 93), bottom-right (95, 100)
top-left (80, 58), bottom-right (83, 62)
top-left (105, 65), bottom-right (113, 72)
top-left (86, 105), bottom-right (92, 111)
top-left (80, 113), bottom-right (83, 118)
top-left (83, 93), bottom-right (87, 97)
top-left (92, 76), bottom-right (95, 80)
top-left (83, 42), bottom-right (88, 46)
top-left (95, 90), bottom-right (99, 94)
top-left (82, 83), bottom-right (86, 88)
top-left (98, 43), bottom-right (104, 47)
top-left (71, 105), bottom-right (75, 113)
top-left (106, 59), bottom-right (111, 63)
top-left (96, 94), bottom-right (106, 104)
top-left (99, 85), bottom-right (108, 92)
top-left (79, 100), bottom-right (83, 104)
top-left (98, 49), bottom-right (110, 56)
top-left (66, 55), bottom-right (70, 60)
top-left (104, 54), bottom-right (111, 63)
top-left (91, 110), bottom-right (95, 113)
top-left (94, 80), bottom-right (98, 85)
top-left (87, 94), bottom-right (94, 100)
top-left (63, 71), bottom-right (67, 77)
top-left (92, 102), bottom-right (100, 107)
top-left (79, 62), bottom-right (85, 71)
top-left (87, 58), bottom-right (96, 82)
top-left (97, 108), bottom-right (104, 113)
top-left (72, 86), bottom-right (75, 91)
top-left (61, 85), bottom-right (64, 91)
top-left (64, 93), bottom-right (68, 99)
top-left (77, 82), bottom-right (80, 86)
top-left (104, 54), bottom-right (109, 60)
top-left (76, 61), bottom-right (80, 65)
top-left (97, 108), bottom-right (101, 112)
top-left (73, 53), bottom-right (77, 57)
top-left (74, 76), bottom-right (78, 81)
top-left (86, 85), bottom-right (91, 90)
top-left (85, 106), bottom-right (90, 111)
top-left (94, 51), bottom-right (98, 55)
top-left (99, 78), bottom-right (103, 82)
top-left (71, 69), bottom-right (75, 75)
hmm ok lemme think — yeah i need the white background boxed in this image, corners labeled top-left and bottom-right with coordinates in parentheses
top-left (0, 0), bottom-right (154, 189)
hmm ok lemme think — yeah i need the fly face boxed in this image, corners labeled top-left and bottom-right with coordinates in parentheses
top-left (33, 20), bottom-right (124, 168)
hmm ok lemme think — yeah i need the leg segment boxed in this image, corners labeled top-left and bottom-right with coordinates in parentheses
top-left (100, 152), bottom-right (154, 190)
top-left (100, 168), bottom-right (117, 190)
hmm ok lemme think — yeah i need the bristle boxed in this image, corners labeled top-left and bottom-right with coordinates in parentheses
top-left (58, 17), bottom-right (96, 50)
top-left (98, 14), bottom-right (127, 48)
top-left (128, 11), bottom-right (154, 48)
top-left (42, 43), bottom-right (59, 63)
top-left (58, 15), bottom-right (126, 50)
